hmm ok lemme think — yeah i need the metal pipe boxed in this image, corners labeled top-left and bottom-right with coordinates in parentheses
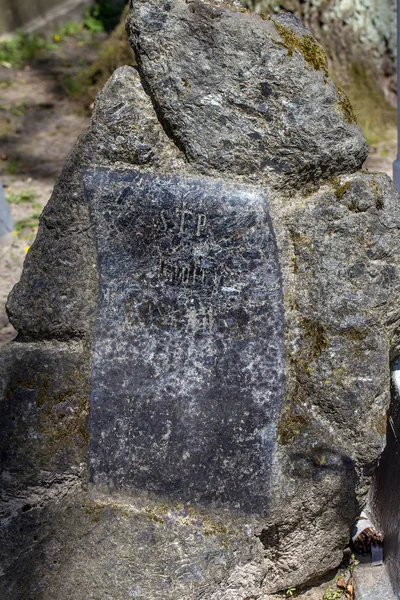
top-left (393, 0), bottom-right (400, 190)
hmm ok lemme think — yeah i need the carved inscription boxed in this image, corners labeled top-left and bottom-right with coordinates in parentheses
top-left (160, 207), bottom-right (207, 236)
top-left (156, 205), bottom-right (221, 288)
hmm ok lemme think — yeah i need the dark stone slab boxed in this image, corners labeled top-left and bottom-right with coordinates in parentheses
top-left (84, 169), bottom-right (284, 513)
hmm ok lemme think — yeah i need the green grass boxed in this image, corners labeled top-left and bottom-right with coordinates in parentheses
top-left (0, 30), bottom-right (55, 67)
top-left (6, 190), bottom-right (36, 204)
top-left (10, 101), bottom-right (27, 117)
top-left (14, 215), bottom-right (39, 233)
top-left (5, 159), bottom-right (21, 175)
top-left (54, 21), bottom-right (83, 40)
top-left (0, 1), bottom-right (121, 67)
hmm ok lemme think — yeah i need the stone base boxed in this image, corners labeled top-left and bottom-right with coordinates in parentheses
top-left (0, 487), bottom-right (270, 600)
top-left (353, 556), bottom-right (395, 600)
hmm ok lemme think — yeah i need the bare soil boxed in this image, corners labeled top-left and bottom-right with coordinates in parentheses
top-left (0, 31), bottom-right (105, 344)
top-left (0, 33), bottom-right (397, 346)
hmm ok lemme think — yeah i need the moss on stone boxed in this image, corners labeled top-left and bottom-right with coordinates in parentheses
top-left (330, 177), bottom-right (351, 200)
top-left (4, 362), bottom-right (90, 469)
top-left (203, 521), bottom-right (228, 536)
top-left (335, 87), bottom-right (357, 124)
top-left (301, 317), bottom-right (328, 360)
top-left (278, 408), bottom-right (308, 445)
top-left (371, 176), bottom-right (384, 210)
top-left (145, 507), bottom-right (166, 525)
top-left (272, 20), bottom-right (328, 76)
top-left (341, 328), bottom-right (367, 343)
top-left (290, 231), bottom-right (312, 250)
top-left (290, 256), bottom-right (299, 274)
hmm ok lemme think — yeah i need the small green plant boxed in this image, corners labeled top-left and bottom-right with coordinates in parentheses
top-left (0, 30), bottom-right (53, 67)
top-left (83, 6), bottom-right (106, 33)
top-left (6, 159), bottom-right (21, 175)
top-left (54, 21), bottom-right (83, 40)
top-left (10, 101), bottom-right (27, 117)
top-left (85, 0), bottom-right (126, 32)
top-left (285, 588), bottom-right (296, 598)
top-left (59, 73), bottom-right (85, 96)
top-left (323, 591), bottom-right (343, 600)
top-left (6, 190), bottom-right (36, 204)
top-left (14, 216), bottom-right (39, 234)
top-left (348, 553), bottom-right (360, 572)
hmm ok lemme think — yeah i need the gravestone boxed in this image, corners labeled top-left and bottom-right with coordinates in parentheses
top-left (85, 169), bottom-right (284, 511)
top-left (2, 1), bottom-right (400, 599)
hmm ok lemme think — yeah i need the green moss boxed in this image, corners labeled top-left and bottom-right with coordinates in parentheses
top-left (341, 329), bottom-right (367, 343)
top-left (272, 20), bottom-right (328, 77)
top-left (335, 87), bottom-right (357, 124)
top-left (290, 231), bottom-right (312, 249)
top-left (203, 521), bottom-right (228, 536)
top-left (301, 318), bottom-right (328, 360)
top-left (82, 499), bottom-right (130, 522)
top-left (278, 408), bottom-right (308, 445)
top-left (4, 363), bottom-right (90, 467)
top-left (82, 499), bottom-right (107, 522)
top-left (371, 176), bottom-right (384, 210)
top-left (330, 177), bottom-right (351, 200)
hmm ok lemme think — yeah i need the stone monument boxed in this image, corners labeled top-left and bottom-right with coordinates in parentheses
top-left (1, 1), bottom-right (400, 598)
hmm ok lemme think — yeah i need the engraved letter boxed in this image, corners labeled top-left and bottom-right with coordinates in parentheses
top-left (180, 208), bottom-right (193, 233)
top-left (197, 214), bottom-right (207, 237)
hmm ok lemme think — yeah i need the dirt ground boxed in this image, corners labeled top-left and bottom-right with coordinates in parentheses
top-left (0, 30), bottom-right (106, 344)
top-left (0, 31), bottom-right (397, 346)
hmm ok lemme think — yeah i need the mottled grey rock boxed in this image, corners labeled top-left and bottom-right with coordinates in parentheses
top-left (126, 0), bottom-right (368, 186)
top-left (0, 341), bottom-right (89, 505)
top-left (2, 1), bottom-right (400, 599)
top-left (261, 171), bottom-right (400, 591)
top-left (243, 0), bottom-right (397, 107)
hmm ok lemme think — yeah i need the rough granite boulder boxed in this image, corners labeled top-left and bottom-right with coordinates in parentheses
top-left (1, 1), bottom-right (400, 599)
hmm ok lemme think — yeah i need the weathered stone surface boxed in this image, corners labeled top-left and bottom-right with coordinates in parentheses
top-left (126, 0), bottom-right (368, 186)
top-left (243, 0), bottom-right (397, 107)
top-left (85, 169), bottom-right (284, 511)
top-left (2, 1), bottom-right (400, 599)
top-left (260, 171), bottom-right (400, 591)
top-left (0, 341), bottom-right (89, 508)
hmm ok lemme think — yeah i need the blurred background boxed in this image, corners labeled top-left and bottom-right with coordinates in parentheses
top-left (0, 0), bottom-right (397, 344)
